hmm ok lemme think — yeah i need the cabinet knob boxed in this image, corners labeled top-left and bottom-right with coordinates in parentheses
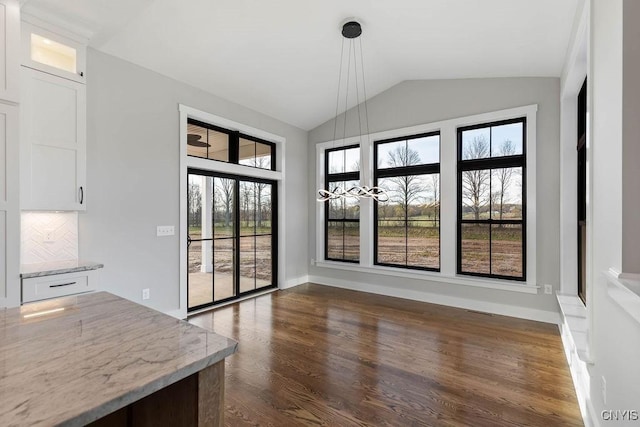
top-left (79, 186), bottom-right (84, 204)
top-left (79, 71), bottom-right (84, 77)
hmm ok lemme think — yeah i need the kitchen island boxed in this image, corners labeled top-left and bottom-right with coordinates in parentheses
top-left (0, 292), bottom-right (237, 426)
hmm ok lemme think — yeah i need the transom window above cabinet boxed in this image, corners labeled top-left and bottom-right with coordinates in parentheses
top-left (21, 21), bottom-right (86, 83)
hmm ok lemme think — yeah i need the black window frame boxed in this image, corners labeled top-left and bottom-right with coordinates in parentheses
top-left (187, 118), bottom-right (276, 171)
top-left (457, 117), bottom-right (527, 281)
top-left (577, 78), bottom-right (587, 304)
top-left (324, 144), bottom-right (360, 263)
top-left (373, 131), bottom-right (441, 272)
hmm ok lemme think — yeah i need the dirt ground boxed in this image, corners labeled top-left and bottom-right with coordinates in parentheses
top-left (461, 239), bottom-right (522, 276)
top-left (188, 236), bottom-right (273, 281)
top-left (327, 234), bottom-right (522, 276)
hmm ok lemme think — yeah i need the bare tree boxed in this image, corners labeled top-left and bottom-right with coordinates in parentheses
top-left (239, 182), bottom-right (253, 228)
top-left (255, 157), bottom-right (271, 228)
top-left (214, 178), bottom-right (234, 227)
top-left (462, 136), bottom-right (490, 220)
top-left (188, 181), bottom-right (202, 229)
top-left (493, 140), bottom-right (516, 223)
top-left (430, 174), bottom-right (440, 218)
top-left (385, 145), bottom-right (423, 218)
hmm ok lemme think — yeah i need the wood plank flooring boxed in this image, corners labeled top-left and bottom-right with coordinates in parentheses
top-left (189, 284), bottom-right (583, 427)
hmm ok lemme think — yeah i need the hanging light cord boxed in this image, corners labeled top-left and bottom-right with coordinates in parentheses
top-left (359, 37), bottom-right (371, 139)
top-left (318, 21), bottom-right (389, 203)
top-left (331, 38), bottom-right (345, 146)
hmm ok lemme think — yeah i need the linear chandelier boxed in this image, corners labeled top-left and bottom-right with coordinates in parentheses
top-left (317, 20), bottom-right (388, 203)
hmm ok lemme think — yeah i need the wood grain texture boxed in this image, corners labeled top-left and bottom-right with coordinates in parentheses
top-left (129, 371), bottom-right (198, 426)
top-left (87, 362), bottom-right (226, 427)
top-left (199, 360), bottom-right (225, 426)
top-left (189, 283), bottom-right (583, 427)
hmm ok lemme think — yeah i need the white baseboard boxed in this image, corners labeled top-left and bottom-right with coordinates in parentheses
top-left (281, 275), bottom-right (309, 290)
top-left (307, 275), bottom-right (560, 324)
top-left (164, 308), bottom-right (186, 320)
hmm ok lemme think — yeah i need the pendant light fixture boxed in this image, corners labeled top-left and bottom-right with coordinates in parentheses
top-left (317, 20), bottom-right (388, 203)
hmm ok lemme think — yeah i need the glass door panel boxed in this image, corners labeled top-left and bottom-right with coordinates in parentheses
top-left (188, 173), bottom-right (215, 309)
top-left (256, 235), bottom-right (273, 288)
top-left (187, 170), bottom-right (276, 311)
top-left (239, 236), bottom-right (256, 293)
top-left (213, 177), bottom-right (236, 302)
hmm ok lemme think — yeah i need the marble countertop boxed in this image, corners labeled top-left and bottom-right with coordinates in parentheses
top-left (0, 292), bottom-right (238, 427)
top-left (20, 260), bottom-right (104, 278)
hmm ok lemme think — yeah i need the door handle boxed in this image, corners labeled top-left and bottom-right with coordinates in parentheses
top-left (50, 282), bottom-right (77, 288)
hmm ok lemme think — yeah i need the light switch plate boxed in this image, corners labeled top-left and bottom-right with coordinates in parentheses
top-left (157, 225), bottom-right (175, 237)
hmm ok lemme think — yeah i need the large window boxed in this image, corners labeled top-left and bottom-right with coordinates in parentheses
top-left (325, 145), bottom-right (360, 262)
top-left (316, 105), bottom-right (536, 291)
top-left (187, 119), bottom-right (275, 170)
top-left (374, 132), bottom-right (440, 270)
top-left (457, 118), bottom-right (526, 280)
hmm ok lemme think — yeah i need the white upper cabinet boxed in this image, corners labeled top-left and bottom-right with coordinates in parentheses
top-left (21, 21), bottom-right (86, 84)
top-left (0, 0), bottom-right (20, 102)
top-left (21, 67), bottom-right (86, 210)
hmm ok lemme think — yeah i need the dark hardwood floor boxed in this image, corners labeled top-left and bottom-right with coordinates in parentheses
top-left (189, 284), bottom-right (583, 427)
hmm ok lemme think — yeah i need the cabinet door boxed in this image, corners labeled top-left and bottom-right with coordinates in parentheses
top-left (0, 0), bottom-right (19, 102)
top-left (21, 67), bottom-right (86, 211)
top-left (21, 21), bottom-right (86, 84)
top-left (0, 103), bottom-right (18, 307)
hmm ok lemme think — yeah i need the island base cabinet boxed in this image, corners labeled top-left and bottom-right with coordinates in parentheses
top-left (88, 361), bottom-right (225, 427)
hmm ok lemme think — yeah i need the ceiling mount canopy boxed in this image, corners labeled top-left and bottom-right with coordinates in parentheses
top-left (341, 21), bottom-right (362, 39)
top-left (317, 20), bottom-right (388, 203)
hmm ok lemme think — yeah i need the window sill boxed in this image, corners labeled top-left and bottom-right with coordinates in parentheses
top-left (605, 269), bottom-right (640, 325)
top-left (314, 260), bottom-right (539, 294)
top-left (556, 293), bottom-right (591, 363)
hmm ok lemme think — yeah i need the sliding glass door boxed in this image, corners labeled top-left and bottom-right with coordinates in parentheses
top-left (187, 169), bottom-right (276, 311)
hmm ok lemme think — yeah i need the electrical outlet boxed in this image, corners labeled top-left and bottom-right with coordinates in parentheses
top-left (602, 376), bottom-right (607, 405)
top-left (544, 284), bottom-right (553, 295)
top-left (156, 225), bottom-right (175, 237)
top-left (43, 229), bottom-right (55, 243)
top-left (142, 288), bottom-right (150, 300)
top-left (310, 258), bottom-right (315, 266)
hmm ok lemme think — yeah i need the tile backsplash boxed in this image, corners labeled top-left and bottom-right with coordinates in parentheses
top-left (21, 212), bottom-right (78, 265)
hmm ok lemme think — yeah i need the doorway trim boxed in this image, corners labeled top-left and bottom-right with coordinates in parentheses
top-left (176, 104), bottom-right (285, 319)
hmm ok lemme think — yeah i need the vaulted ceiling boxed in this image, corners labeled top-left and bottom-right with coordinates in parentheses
top-left (21, 0), bottom-right (580, 130)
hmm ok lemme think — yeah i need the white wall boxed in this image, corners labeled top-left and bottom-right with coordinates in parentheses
top-left (621, 0), bottom-right (640, 276)
top-left (586, 0), bottom-right (640, 423)
top-left (308, 78), bottom-right (561, 319)
top-left (81, 48), bottom-right (308, 313)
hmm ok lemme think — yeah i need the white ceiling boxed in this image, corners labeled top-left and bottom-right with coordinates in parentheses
top-left (21, 0), bottom-right (580, 130)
